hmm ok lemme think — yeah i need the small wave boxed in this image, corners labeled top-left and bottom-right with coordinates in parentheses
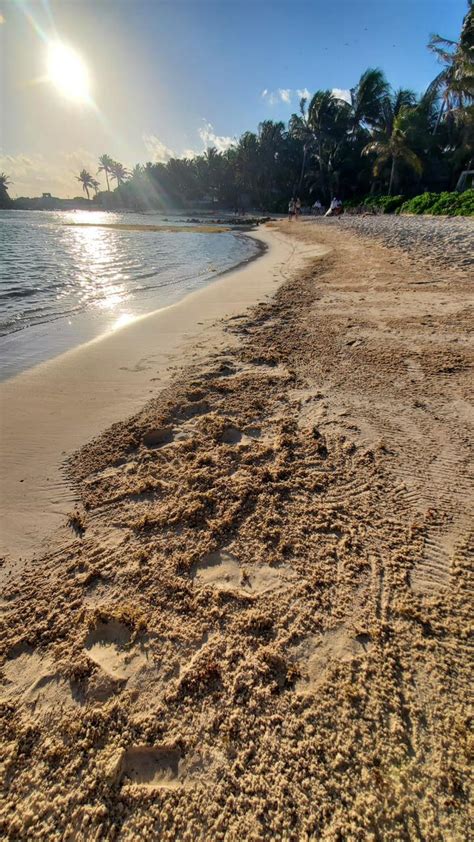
top-left (0, 211), bottom-right (260, 354)
top-left (0, 287), bottom-right (39, 300)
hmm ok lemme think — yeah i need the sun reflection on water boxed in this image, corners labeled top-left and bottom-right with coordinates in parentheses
top-left (111, 313), bottom-right (136, 331)
top-left (66, 222), bottom-right (129, 312)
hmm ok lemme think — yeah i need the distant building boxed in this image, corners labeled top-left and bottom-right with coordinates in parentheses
top-left (42, 193), bottom-right (52, 199)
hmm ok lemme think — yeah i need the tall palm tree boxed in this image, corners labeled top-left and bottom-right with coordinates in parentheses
top-left (109, 161), bottom-right (129, 187)
top-left (0, 172), bottom-right (11, 191)
top-left (76, 169), bottom-right (94, 200)
top-left (91, 178), bottom-right (100, 196)
top-left (350, 68), bottom-right (391, 132)
top-left (289, 99), bottom-right (313, 194)
top-left (362, 111), bottom-right (423, 194)
top-left (235, 131), bottom-right (261, 199)
top-left (427, 4), bottom-right (474, 131)
top-left (97, 154), bottom-right (114, 191)
top-left (305, 90), bottom-right (352, 200)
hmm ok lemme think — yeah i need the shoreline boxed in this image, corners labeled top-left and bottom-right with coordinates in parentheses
top-left (0, 225), bottom-right (325, 562)
top-left (0, 219), bottom-right (472, 838)
top-left (0, 218), bottom-right (265, 383)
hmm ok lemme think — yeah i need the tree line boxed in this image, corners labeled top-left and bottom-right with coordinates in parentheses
top-left (2, 6), bottom-right (472, 212)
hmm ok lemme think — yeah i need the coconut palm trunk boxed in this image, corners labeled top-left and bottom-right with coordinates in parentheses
top-left (388, 158), bottom-right (396, 195)
top-left (433, 100), bottom-right (446, 135)
top-left (298, 144), bottom-right (308, 196)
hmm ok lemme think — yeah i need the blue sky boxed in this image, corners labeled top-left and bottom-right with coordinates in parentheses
top-left (1, 0), bottom-right (468, 196)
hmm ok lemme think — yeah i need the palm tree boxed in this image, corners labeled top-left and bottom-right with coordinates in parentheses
top-left (0, 172), bottom-right (12, 208)
top-left (76, 169), bottom-right (94, 200)
top-left (289, 99), bottom-right (313, 194)
top-left (305, 90), bottom-right (352, 200)
top-left (362, 111), bottom-right (423, 194)
top-left (350, 68), bottom-right (391, 132)
top-left (97, 154), bottom-right (114, 191)
top-left (427, 4), bottom-right (474, 132)
top-left (110, 161), bottom-right (129, 187)
top-left (91, 178), bottom-right (100, 196)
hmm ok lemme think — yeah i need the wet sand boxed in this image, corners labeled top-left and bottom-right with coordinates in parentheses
top-left (0, 219), bottom-right (472, 840)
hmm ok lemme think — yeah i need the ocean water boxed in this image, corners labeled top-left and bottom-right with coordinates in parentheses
top-left (0, 210), bottom-right (261, 380)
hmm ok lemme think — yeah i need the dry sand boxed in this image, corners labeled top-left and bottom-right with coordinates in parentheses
top-left (0, 219), bottom-right (472, 840)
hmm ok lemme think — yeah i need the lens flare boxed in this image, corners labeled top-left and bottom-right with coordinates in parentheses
top-left (47, 41), bottom-right (90, 102)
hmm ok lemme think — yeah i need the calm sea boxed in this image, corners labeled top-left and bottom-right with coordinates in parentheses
top-left (0, 210), bottom-right (260, 380)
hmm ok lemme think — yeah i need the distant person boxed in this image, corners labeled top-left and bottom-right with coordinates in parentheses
top-left (288, 197), bottom-right (295, 220)
top-left (295, 197), bottom-right (302, 218)
top-left (325, 197), bottom-right (343, 217)
top-left (312, 199), bottom-right (323, 216)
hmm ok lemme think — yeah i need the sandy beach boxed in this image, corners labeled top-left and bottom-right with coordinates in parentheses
top-left (1, 218), bottom-right (473, 839)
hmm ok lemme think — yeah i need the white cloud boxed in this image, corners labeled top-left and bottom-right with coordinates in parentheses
top-left (262, 87), bottom-right (311, 106)
top-left (262, 88), bottom-right (292, 106)
top-left (141, 122), bottom-right (234, 161)
top-left (142, 133), bottom-right (175, 163)
top-left (261, 86), bottom-right (351, 108)
top-left (296, 88), bottom-right (311, 101)
top-left (198, 120), bottom-right (235, 153)
top-left (278, 88), bottom-right (292, 104)
top-left (332, 88), bottom-right (351, 104)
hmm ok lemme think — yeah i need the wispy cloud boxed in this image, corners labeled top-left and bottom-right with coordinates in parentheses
top-left (332, 88), bottom-right (351, 104)
top-left (261, 87), bottom-right (351, 108)
top-left (279, 88), bottom-right (292, 104)
top-left (141, 120), bottom-right (235, 164)
top-left (296, 88), bottom-right (311, 101)
top-left (261, 87), bottom-right (294, 106)
top-left (198, 120), bottom-right (235, 152)
top-left (142, 133), bottom-right (175, 163)
top-left (261, 87), bottom-right (312, 107)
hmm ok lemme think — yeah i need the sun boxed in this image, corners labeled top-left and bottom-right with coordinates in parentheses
top-left (47, 42), bottom-right (90, 102)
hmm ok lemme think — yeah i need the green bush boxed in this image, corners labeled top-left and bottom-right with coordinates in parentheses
top-left (346, 194), bottom-right (405, 213)
top-left (375, 195), bottom-right (405, 214)
top-left (400, 189), bottom-right (474, 216)
top-left (399, 192), bottom-right (439, 214)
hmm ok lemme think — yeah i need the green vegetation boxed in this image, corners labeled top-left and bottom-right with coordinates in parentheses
top-left (2, 5), bottom-right (473, 214)
top-left (0, 172), bottom-right (13, 209)
top-left (399, 188), bottom-right (474, 215)
top-left (345, 194), bottom-right (406, 213)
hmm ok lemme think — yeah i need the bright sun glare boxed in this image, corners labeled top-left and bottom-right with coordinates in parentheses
top-left (47, 42), bottom-right (90, 102)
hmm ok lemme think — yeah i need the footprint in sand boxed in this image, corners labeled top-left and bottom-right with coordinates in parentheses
top-left (191, 550), bottom-right (297, 596)
top-left (219, 425), bottom-right (265, 446)
top-left (292, 627), bottom-right (372, 694)
top-left (120, 744), bottom-right (182, 789)
top-left (220, 426), bottom-right (243, 445)
top-left (114, 742), bottom-right (217, 790)
top-left (84, 619), bottom-right (150, 681)
top-left (142, 426), bottom-right (174, 448)
top-left (0, 645), bottom-right (78, 713)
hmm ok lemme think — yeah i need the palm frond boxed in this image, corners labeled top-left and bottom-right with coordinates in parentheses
top-left (372, 152), bottom-right (391, 176)
top-left (399, 147), bottom-right (423, 175)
